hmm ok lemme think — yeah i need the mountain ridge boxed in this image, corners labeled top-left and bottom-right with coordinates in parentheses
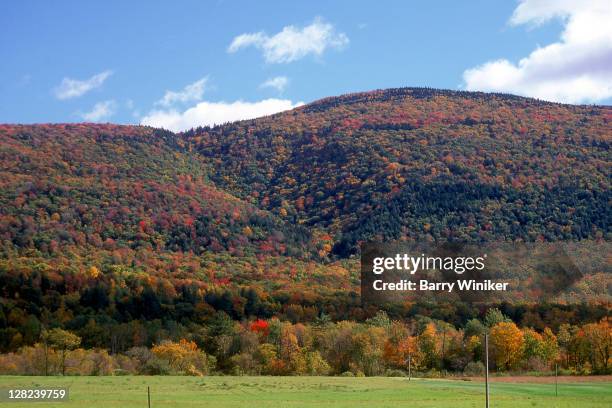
top-left (183, 87), bottom-right (612, 133)
top-left (2, 87), bottom-right (610, 131)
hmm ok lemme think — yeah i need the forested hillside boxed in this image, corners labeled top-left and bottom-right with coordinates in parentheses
top-left (0, 123), bottom-right (355, 351)
top-left (0, 123), bottom-right (315, 259)
top-left (185, 88), bottom-right (610, 255)
top-left (0, 89), bottom-right (610, 375)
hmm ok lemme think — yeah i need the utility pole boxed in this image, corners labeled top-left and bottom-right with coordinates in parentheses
top-left (44, 336), bottom-right (48, 376)
top-left (485, 333), bottom-right (490, 408)
top-left (555, 363), bottom-right (558, 397)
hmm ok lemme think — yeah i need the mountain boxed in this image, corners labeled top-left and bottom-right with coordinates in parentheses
top-left (0, 89), bottom-right (610, 351)
top-left (3, 89), bottom-right (609, 265)
top-left (183, 88), bottom-right (611, 255)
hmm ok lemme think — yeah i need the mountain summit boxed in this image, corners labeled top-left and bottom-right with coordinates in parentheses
top-left (182, 88), bottom-right (610, 255)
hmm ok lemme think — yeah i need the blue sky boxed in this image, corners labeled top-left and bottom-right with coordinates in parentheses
top-left (1, 1), bottom-right (610, 130)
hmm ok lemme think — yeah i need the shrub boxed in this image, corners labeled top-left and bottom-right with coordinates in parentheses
top-left (385, 369), bottom-right (407, 377)
top-left (463, 361), bottom-right (485, 376)
top-left (142, 357), bottom-right (171, 375)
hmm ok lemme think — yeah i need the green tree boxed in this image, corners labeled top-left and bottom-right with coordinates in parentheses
top-left (465, 318), bottom-right (485, 338)
top-left (484, 308), bottom-right (511, 328)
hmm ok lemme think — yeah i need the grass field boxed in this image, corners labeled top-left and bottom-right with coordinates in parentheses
top-left (1, 376), bottom-right (611, 408)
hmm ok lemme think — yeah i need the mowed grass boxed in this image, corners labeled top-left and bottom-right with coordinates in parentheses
top-left (0, 376), bottom-right (610, 408)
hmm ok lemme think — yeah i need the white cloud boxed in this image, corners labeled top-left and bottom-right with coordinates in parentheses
top-left (229, 33), bottom-right (266, 53)
top-left (260, 76), bottom-right (289, 92)
top-left (463, 0), bottom-right (612, 104)
top-left (81, 100), bottom-right (117, 122)
top-left (141, 99), bottom-right (304, 132)
top-left (54, 70), bottom-right (113, 100)
top-left (228, 17), bottom-right (348, 63)
top-left (155, 77), bottom-right (208, 107)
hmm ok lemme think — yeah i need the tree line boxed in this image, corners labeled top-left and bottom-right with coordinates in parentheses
top-left (0, 310), bottom-right (609, 376)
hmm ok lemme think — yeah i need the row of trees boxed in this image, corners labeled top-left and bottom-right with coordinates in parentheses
top-left (2, 248), bottom-right (608, 356)
top-left (0, 332), bottom-right (213, 376)
top-left (1, 311), bottom-right (609, 376)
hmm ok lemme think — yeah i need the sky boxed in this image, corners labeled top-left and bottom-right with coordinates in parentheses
top-left (1, 0), bottom-right (611, 131)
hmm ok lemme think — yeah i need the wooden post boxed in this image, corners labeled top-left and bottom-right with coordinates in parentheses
top-left (485, 333), bottom-right (490, 408)
top-left (147, 386), bottom-right (151, 408)
top-left (408, 353), bottom-right (412, 381)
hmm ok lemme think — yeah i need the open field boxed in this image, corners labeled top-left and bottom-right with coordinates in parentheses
top-left (1, 376), bottom-right (611, 408)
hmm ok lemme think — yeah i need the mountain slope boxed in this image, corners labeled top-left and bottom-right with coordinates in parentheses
top-left (183, 88), bottom-right (611, 255)
top-left (1, 124), bottom-right (352, 339)
top-left (0, 123), bottom-right (316, 260)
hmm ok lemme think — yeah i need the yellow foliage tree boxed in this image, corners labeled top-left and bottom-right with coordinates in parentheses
top-left (88, 266), bottom-right (101, 279)
top-left (490, 322), bottom-right (524, 370)
top-left (152, 339), bottom-right (210, 375)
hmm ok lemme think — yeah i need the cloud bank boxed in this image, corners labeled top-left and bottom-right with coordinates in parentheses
top-left (141, 99), bottom-right (304, 132)
top-left (228, 17), bottom-right (348, 63)
top-left (54, 70), bottom-right (113, 100)
top-left (463, 0), bottom-right (612, 104)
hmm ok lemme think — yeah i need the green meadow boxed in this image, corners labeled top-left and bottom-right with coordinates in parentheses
top-left (1, 376), bottom-right (611, 408)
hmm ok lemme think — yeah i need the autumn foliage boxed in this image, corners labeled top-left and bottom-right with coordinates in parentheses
top-left (0, 89), bottom-right (610, 376)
